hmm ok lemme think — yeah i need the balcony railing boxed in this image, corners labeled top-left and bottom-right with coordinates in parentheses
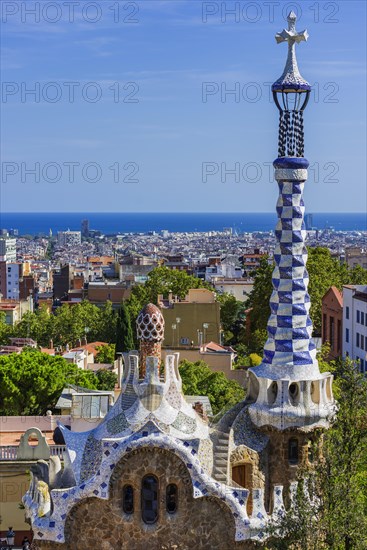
top-left (0, 445), bottom-right (17, 460)
top-left (0, 445), bottom-right (66, 461)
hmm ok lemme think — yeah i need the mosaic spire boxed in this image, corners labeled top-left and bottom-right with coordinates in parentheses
top-left (247, 14), bottom-right (335, 431)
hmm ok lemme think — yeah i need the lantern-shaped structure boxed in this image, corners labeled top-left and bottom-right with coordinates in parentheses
top-left (272, 11), bottom-right (310, 158)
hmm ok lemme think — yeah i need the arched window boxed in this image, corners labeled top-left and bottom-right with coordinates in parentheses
top-left (122, 484), bottom-right (134, 514)
top-left (288, 438), bottom-right (298, 464)
top-left (141, 475), bottom-right (158, 524)
top-left (166, 484), bottom-right (178, 514)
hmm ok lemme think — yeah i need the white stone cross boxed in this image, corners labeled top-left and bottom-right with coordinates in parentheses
top-left (275, 11), bottom-right (308, 46)
top-left (273, 11), bottom-right (310, 90)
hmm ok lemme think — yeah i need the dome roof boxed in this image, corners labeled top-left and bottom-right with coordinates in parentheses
top-left (136, 303), bottom-right (164, 341)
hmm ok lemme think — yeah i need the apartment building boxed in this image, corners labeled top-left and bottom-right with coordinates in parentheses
top-left (343, 285), bottom-right (367, 373)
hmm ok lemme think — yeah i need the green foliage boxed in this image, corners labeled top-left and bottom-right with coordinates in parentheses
top-left (245, 256), bottom-right (273, 333)
top-left (266, 357), bottom-right (367, 550)
top-left (95, 369), bottom-right (118, 391)
top-left (306, 248), bottom-right (346, 334)
top-left (349, 263), bottom-right (367, 285)
top-left (9, 301), bottom-right (118, 348)
top-left (115, 303), bottom-right (134, 355)
top-left (52, 301), bottom-right (102, 346)
top-left (179, 360), bottom-right (245, 415)
top-left (0, 311), bottom-right (13, 345)
top-left (97, 301), bottom-right (118, 343)
top-left (248, 353), bottom-right (262, 366)
top-left (316, 343), bottom-right (334, 373)
top-left (234, 351), bottom-right (262, 368)
top-left (144, 266), bottom-right (211, 302)
top-left (124, 293), bottom-right (143, 347)
top-left (321, 358), bottom-right (367, 549)
top-left (15, 306), bottom-right (52, 344)
top-left (95, 343), bottom-right (116, 364)
top-left (247, 328), bottom-right (268, 355)
top-left (0, 350), bottom-right (97, 415)
top-left (216, 293), bottom-right (245, 344)
top-left (266, 477), bottom-right (322, 550)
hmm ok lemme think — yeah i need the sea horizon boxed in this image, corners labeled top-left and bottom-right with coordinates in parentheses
top-left (0, 212), bottom-right (366, 236)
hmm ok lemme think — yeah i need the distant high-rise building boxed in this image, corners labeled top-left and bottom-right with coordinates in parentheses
top-left (0, 260), bottom-right (21, 299)
top-left (305, 213), bottom-right (313, 230)
top-left (53, 264), bottom-right (72, 300)
top-left (0, 237), bottom-right (17, 261)
top-left (57, 230), bottom-right (81, 247)
top-left (81, 219), bottom-right (90, 238)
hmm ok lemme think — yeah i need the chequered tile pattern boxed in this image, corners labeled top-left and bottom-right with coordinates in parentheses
top-left (263, 174), bottom-right (317, 369)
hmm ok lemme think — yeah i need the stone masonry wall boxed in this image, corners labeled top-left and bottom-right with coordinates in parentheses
top-left (263, 429), bottom-right (313, 508)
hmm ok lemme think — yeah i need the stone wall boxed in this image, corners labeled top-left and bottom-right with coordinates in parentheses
top-left (34, 448), bottom-right (261, 550)
top-left (263, 429), bottom-right (313, 508)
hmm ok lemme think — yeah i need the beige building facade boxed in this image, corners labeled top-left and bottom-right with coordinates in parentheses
top-left (160, 289), bottom-right (221, 347)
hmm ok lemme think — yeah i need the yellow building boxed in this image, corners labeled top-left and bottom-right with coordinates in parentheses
top-left (159, 289), bottom-right (221, 347)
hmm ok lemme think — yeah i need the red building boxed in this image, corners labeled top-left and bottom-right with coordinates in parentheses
top-left (321, 286), bottom-right (343, 360)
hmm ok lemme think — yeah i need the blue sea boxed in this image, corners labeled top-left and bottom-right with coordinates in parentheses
top-left (0, 212), bottom-right (366, 236)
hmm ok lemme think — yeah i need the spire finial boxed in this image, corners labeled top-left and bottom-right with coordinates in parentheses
top-left (275, 11), bottom-right (309, 46)
top-left (272, 11), bottom-right (310, 93)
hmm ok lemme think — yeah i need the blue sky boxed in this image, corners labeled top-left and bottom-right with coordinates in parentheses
top-left (1, 0), bottom-right (366, 213)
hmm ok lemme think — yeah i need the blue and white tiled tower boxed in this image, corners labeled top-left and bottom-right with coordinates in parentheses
top-left (248, 12), bottom-right (335, 431)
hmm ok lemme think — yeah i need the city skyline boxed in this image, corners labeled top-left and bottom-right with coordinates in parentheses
top-left (1, 0), bottom-right (366, 213)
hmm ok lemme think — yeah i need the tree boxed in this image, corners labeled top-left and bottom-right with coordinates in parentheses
top-left (124, 293), bottom-right (144, 347)
top-left (98, 301), bottom-right (117, 343)
top-left (306, 248), bottom-right (346, 334)
top-left (247, 328), bottom-right (268, 355)
top-left (265, 357), bottom-right (367, 549)
top-left (245, 257), bottom-right (273, 333)
top-left (95, 343), bottom-right (116, 364)
top-left (0, 312), bottom-right (13, 345)
top-left (15, 306), bottom-right (51, 345)
top-left (115, 303), bottom-right (134, 355)
top-left (52, 301), bottom-right (102, 346)
top-left (234, 350), bottom-right (262, 368)
top-left (95, 369), bottom-right (118, 391)
top-left (216, 293), bottom-right (244, 344)
top-left (143, 266), bottom-right (211, 303)
top-left (248, 353), bottom-right (262, 367)
top-left (0, 350), bottom-right (97, 415)
top-left (179, 360), bottom-right (245, 415)
top-left (349, 264), bottom-right (367, 285)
